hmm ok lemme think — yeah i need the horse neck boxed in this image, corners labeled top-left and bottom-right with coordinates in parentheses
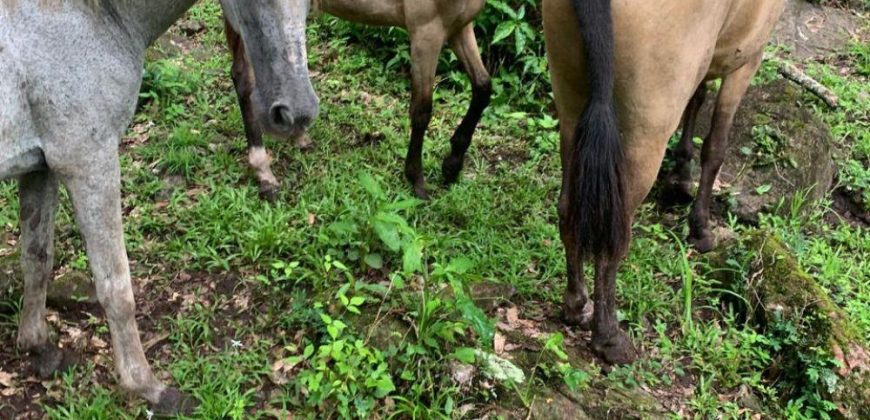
top-left (112, 0), bottom-right (198, 47)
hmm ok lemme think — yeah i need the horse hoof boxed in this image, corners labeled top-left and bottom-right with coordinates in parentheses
top-left (151, 388), bottom-right (197, 417)
top-left (591, 329), bottom-right (638, 365)
top-left (441, 156), bottom-right (464, 186)
top-left (258, 182), bottom-right (280, 202)
top-left (32, 344), bottom-right (79, 378)
top-left (689, 231), bottom-right (716, 253)
top-left (661, 178), bottom-right (694, 206)
top-left (413, 185), bottom-right (431, 201)
top-left (562, 301), bottom-right (593, 330)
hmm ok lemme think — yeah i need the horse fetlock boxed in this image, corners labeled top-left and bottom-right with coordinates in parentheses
top-left (28, 343), bottom-right (79, 379)
top-left (591, 328), bottom-right (638, 365)
top-left (441, 153), bottom-right (465, 185)
top-left (117, 367), bottom-right (165, 402)
top-left (16, 321), bottom-right (51, 352)
top-left (562, 297), bottom-right (593, 330)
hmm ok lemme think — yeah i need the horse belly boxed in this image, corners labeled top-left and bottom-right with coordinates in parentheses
top-left (707, 0), bottom-right (786, 78)
top-left (322, 0), bottom-right (406, 27)
top-left (0, 38), bottom-right (45, 180)
top-left (10, 5), bottom-right (143, 174)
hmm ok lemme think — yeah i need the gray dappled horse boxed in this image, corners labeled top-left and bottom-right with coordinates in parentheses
top-left (227, 0), bottom-right (491, 200)
top-left (544, 0), bottom-right (785, 364)
top-left (0, 0), bottom-right (317, 414)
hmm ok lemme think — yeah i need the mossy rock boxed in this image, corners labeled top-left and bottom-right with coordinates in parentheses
top-left (706, 230), bottom-right (870, 418)
top-left (693, 80), bottom-right (836, 223)
top-left (497, 328), bottom-right (668, 419)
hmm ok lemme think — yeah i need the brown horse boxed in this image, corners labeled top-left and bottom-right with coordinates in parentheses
top-left (227, 0), bottom-right (492, 200)
top-left (544, 0), bottom-right (786, 364)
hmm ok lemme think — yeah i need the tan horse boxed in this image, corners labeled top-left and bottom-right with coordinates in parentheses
top-left (227, 0), bottom-right (491, 200)
top-left (543, 0), bottom-right (785, 364)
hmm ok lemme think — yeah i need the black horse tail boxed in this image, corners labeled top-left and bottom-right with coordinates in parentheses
top-left (568, 0), bottom-right (628, 260)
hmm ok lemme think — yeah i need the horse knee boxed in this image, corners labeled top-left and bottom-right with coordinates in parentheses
top-left (472, 76), bottom-right (492, 108)
top-left (411, 100), bottom-right (433, 130)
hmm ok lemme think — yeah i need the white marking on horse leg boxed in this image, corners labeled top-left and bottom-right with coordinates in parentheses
top-left (16, 171), bottom-right (58, 351)
top-left (248, 146), bottom-right (279, 188)
top-left (63, 159), bottom-right (165, 404)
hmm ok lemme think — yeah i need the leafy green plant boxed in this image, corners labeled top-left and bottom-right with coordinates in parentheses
top-left (287, 305), bottom-right (397, 418)
top-left (323, 172), bottom-right (423, 274)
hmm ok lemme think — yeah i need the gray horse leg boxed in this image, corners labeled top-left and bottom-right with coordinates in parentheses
top-left (15, 170), bottom-right (75, 377)
top-left (61, 156), bottom-right (192, 413)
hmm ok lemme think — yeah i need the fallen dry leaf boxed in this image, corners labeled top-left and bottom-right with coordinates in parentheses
top-left (494, 333), bottom-right (507, 356)
top-left (0, 370), bottom-right (16, 388)
top-left (91, 335), bottom-right (108, 349)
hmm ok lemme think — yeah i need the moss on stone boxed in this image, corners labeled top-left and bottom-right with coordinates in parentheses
top-left (707, 230), bottom-right (870, 418)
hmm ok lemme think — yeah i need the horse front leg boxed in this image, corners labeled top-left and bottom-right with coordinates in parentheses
top-left (404, 27), bottom-right (446, 200)
top-left (62, 155), bottom-right (194, 415)
top-left (225, 19), bottom-right (281, 202)
top-left (443, 23), bottom-right (491, 185)
top-left (689, 53), bottom-right (763, 253)
top-left (16, 170), bottom-right (75, 377)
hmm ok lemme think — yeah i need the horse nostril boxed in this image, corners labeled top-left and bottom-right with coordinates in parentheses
top-left (269, 104), bottom-right (293, 127)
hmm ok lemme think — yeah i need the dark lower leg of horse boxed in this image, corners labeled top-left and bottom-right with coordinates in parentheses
top-left (226, 19), bottom-right (280, 202)
top-left (443, 25), bottom-right (492, 185)
top-left (559, 195), bottom-right (593, 328)
top-left (405, 98), bottom-right (433, 199)
top-left (689, 55), bottom-right (761, 253)
top-left (591, 257), bottom-right (637, 365)
top-left (16, 171), bottom-right (73, 378)
top-left (443, 78), bottom-right (491, 184)
top-left (665, 83), bottom-right (707, 205)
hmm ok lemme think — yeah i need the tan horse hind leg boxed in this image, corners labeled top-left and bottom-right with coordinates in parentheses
top-left (442, 24), bottom-right (492, 185)
top-left (404, 26), bottom-right (446, 200)
top-left (689, 53), bottom-right (764, 253)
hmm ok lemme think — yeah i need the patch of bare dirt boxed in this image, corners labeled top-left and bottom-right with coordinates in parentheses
top-left (773, 0), bottom-right (866, 60)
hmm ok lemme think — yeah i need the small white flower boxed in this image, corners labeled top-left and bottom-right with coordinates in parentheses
top-left (231, 339), bottom-right (243, 349)
top-left (146, 409), bottom-right (154, 420)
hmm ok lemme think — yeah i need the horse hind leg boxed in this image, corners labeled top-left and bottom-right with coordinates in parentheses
top-left (62, 157), bottom-right (194, 415)
top-left (225, 19), bottom-right (281, 202)
top-left (404, 27), bottom-right (446, 199)
top-left (689, 53), bottom-right (763, 253)
top-left (442, 24), bottom-right (492, 185)
top-left (15, 170), bottom-right (77, 377)
top-left (664, 83), bottom-right (708, 204)
top-left (559, 194), bottom-right (593, 328)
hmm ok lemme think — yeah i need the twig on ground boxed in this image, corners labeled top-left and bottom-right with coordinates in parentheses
top-left (776, 61), bottom-right (839, 109)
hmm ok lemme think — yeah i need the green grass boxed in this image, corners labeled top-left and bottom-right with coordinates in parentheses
top-left (1, 2), bottom-right (868, 418)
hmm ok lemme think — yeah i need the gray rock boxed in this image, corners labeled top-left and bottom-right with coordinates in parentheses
top-left (695, 80), bottom-right (836, 222)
